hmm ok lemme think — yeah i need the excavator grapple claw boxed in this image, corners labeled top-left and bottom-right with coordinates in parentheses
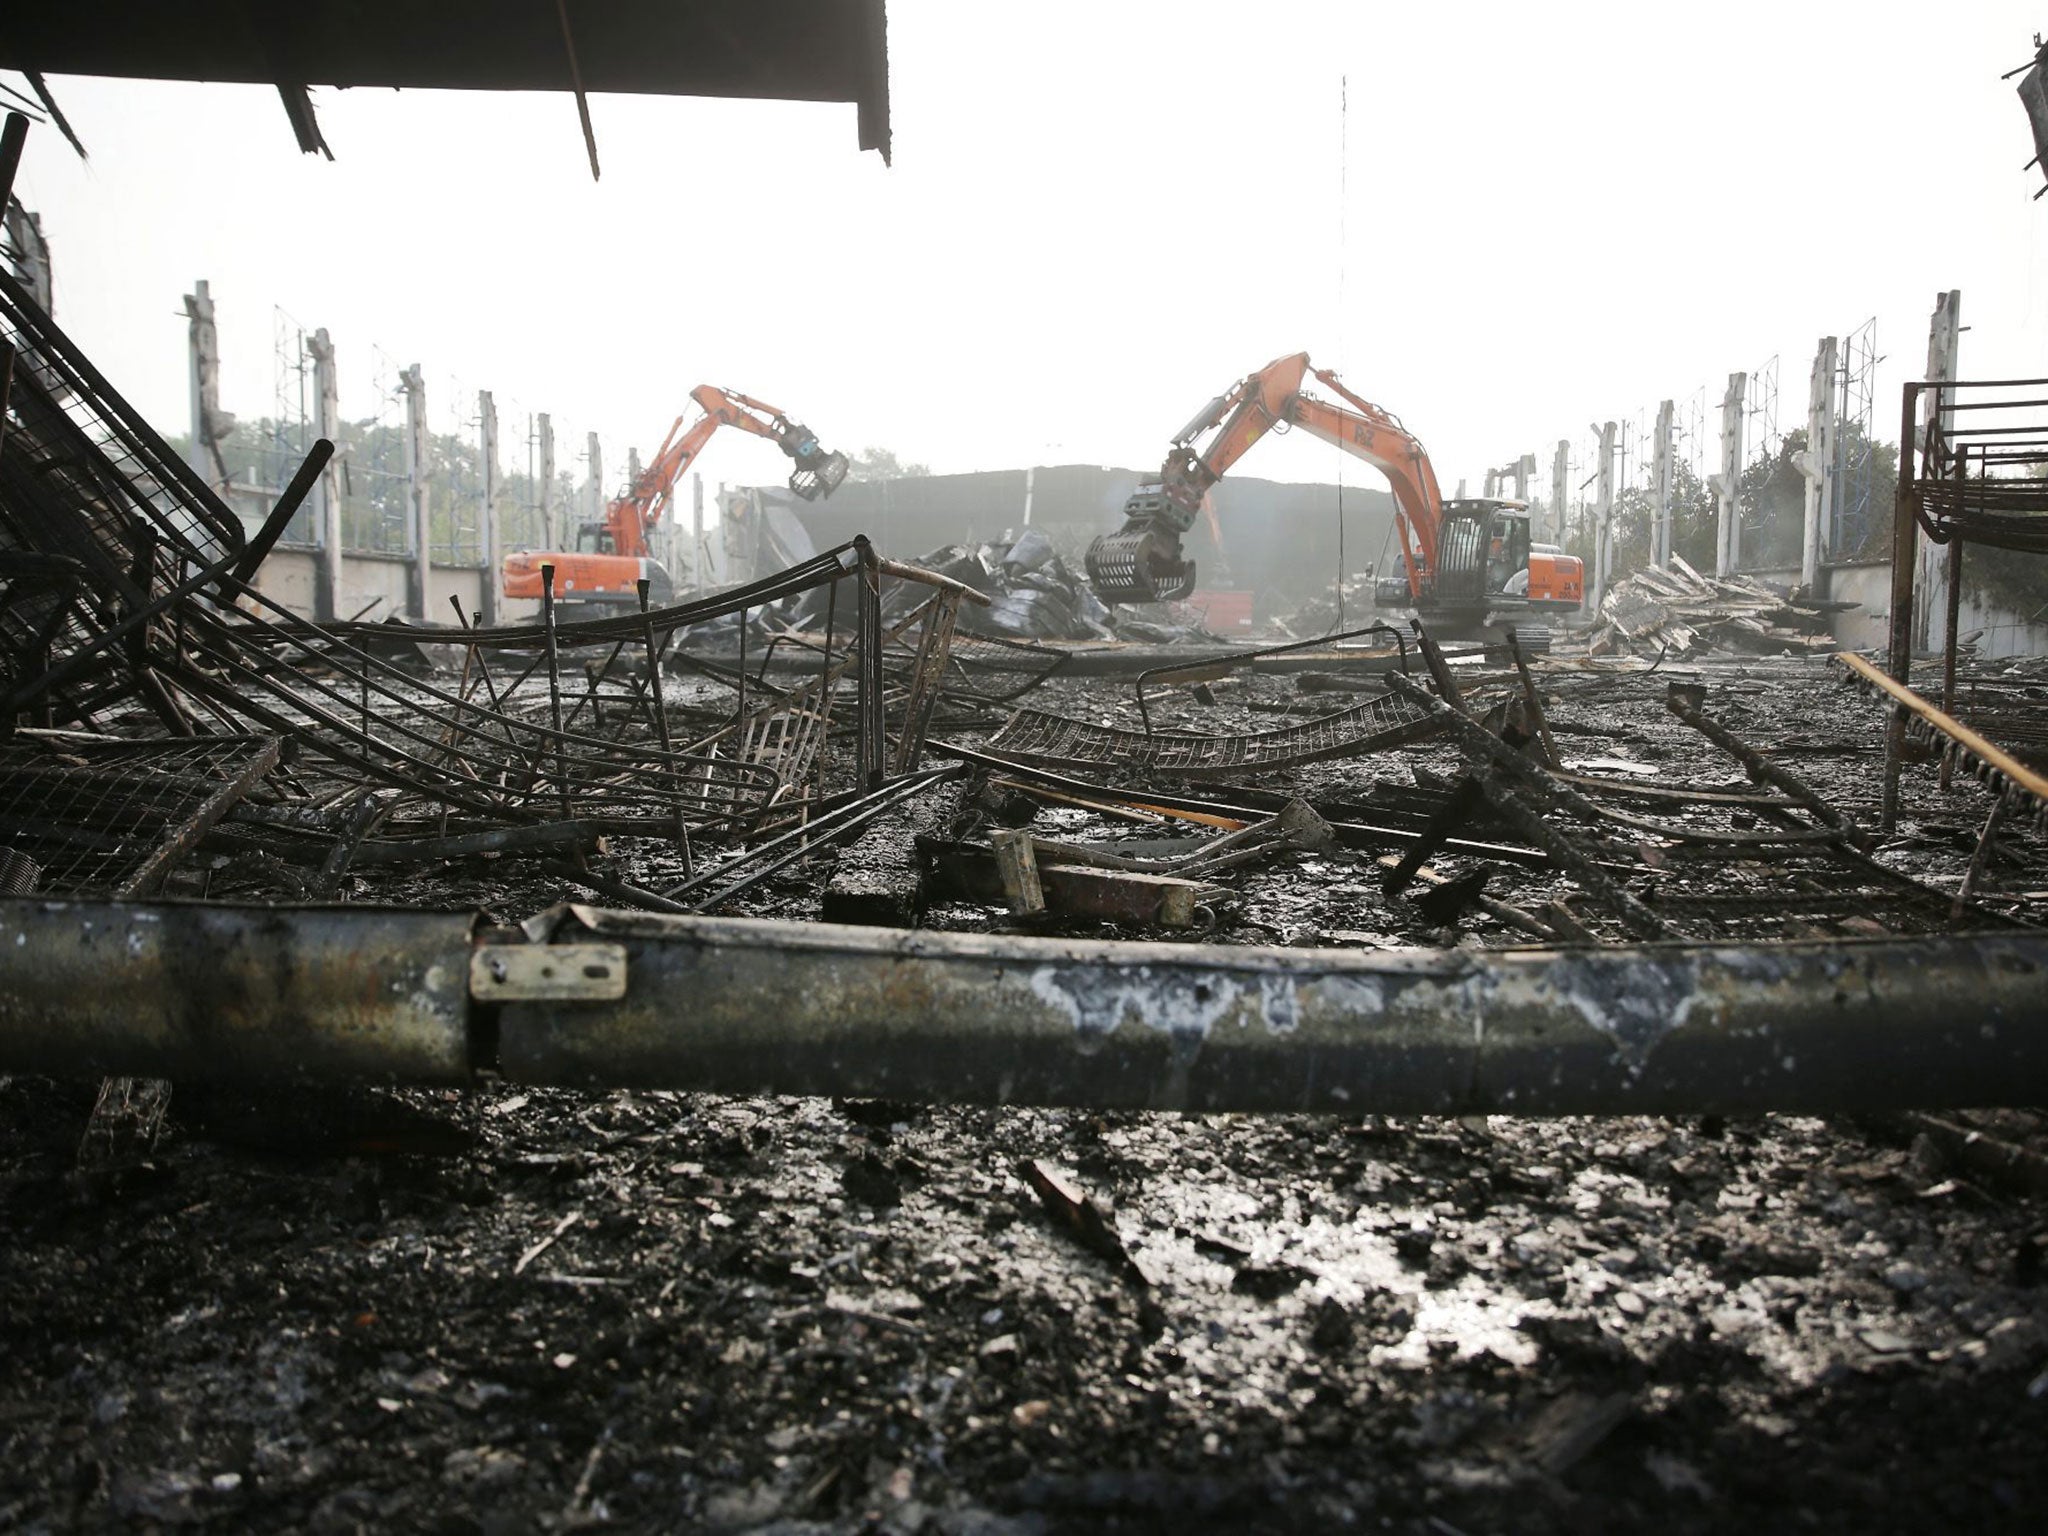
top-left (789, 449), bottom-right (850, 502)
top-left (1085, 524), bottom-right (1196, 605)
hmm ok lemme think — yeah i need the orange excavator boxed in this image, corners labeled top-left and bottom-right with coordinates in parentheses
top-left (1085, 352), bottom-right (1583, 628)
top-left (502, 385), bottom-right (849, 611)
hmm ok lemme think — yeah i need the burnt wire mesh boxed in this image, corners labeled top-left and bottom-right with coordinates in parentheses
top-left (985, 689), bottom-right (1444, 778)
top-left (0, 734), bottom-right (280, 895)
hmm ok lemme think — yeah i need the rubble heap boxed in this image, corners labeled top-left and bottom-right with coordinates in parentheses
top-left (1587, 555), bottom-right (1847, 658)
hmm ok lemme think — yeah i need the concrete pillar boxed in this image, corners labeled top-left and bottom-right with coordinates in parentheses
top-left (1712, 372), bottom-right (1747, 577)
top-left (1591, 421), bottom-right (1616, 613)
top-left (1483, 468), bottom-right (1500, 498)
top-left (1512, 453), bottom-right (1535, 503)
top-left (586, 431), bottom-right (604, 537)
top-left (1917, 290), bottom-right (1962, 651)
top-left (401, 363), bottom-right (429, 621)
top-left (1652, 399), bottom-right (1675, 569)
top-left (3, 204), bottom-right (52, 312)
top-left (1548, 440), bottom-right (1569, 545)
top-left (182, 279), bottom-right (235, 496)
top-left (478, 389), bottom-right (499, 626)
top-left (308, 328), bottom-right (343, 622)
top-left (691, 473), bottom-right (705, 591)
top-left (1797, 337), bottom-right (1839, 591)
top-left (537, 413), bottom-right (556, 550)
top-left (1022, 465), bottom-right (1036, 527)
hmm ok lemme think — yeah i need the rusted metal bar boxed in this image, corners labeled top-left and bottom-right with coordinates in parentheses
top-left (1503, 627), bottom-right (1559, 769)
top-left (636, 577), bottom-right (687, 850)
top-left (540, 561), bottom-right (571, 820)
top-left (1664, 681), bottom-right (1868, 848)
top-left (856, 540), bottom-right (886, 788)
top-left (867, 552), bottom-right (995, 607)
top-left (0, 339), bottom-right (14, 470)
top-left (1883, 382), bottom-right (1924, 831)
top-left (1387, 672), bottom-right (1671, 940)
top-left (3, 899), bottom-right (2045, 1113)
top-left (1940, 535), bottom-right (1963, 790)
top-left (231, 439), bottom-right (334, 584)
top-left (1951, 796), bottom-right (2011, 927)
top-left (935, 740), bottom-right (1553, 869)
top-left (119, 736), bottom-right (282, 895)
top-left (1838, 650), bottom-right (2048, 819)
top-left (1134, 621), bottom-right (1404, 735)
top-left (1410, 618), bottom-right (1469, 713)
top-left (0, 113), bottom-right (27, 211)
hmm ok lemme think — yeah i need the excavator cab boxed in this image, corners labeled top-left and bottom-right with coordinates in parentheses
top-left (1433, 499), bottom-right (1529, 607)
top-left (778, 420), bottom-right (851, 502)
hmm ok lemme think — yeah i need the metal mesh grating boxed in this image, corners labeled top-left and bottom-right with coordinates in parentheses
top-left (930, 630), bottom-right (1068, 703)
top-left (0, 734), bottom-right (282, 895)
top-left (982, 690), bottom-right (1444, 778)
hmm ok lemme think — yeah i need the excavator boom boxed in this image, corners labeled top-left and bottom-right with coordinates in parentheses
top-left (1085, 353), bottom-right (1582, 627)
top-left (502, 385), bottom-right (849, 609)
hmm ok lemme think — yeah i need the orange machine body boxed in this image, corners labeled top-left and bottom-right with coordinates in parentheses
top-left (1085, 351), bottom-right (1584, 626)
top-left (502, 385), bottom-right (847, 610)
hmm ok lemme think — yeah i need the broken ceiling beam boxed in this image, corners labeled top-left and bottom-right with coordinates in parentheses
top-left (3, 898), bottom-right (2047, 1115)
top-left (0, 0), bottom-right (891, 161)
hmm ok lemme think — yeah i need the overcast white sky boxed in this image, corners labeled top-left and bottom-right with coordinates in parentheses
top-left (11, 0), bottom-right (2048, 501)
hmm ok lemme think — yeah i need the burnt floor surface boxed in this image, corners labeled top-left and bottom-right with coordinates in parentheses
top-left (4, 653), bottom-right (2048, 1533)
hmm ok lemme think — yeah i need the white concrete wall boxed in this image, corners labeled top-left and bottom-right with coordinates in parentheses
top-left (1822, 560), bottom-right (2048, 661)
top-left (248, 548), bottom-right (486, 626)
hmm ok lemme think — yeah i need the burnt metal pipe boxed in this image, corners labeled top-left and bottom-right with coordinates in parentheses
top-left (2, 898), bottom-right (2046, 1115)
top-left (0, 900), bottom-right (473, 1082)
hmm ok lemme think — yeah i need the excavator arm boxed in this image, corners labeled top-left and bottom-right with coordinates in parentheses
top-left (1086, 352), bottom-right (1444, 604)
top-left (603, 384), bottom-right (851, 560)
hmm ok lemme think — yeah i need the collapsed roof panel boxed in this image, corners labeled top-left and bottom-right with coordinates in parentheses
top-left (0, 0), bottom-right (891, 161)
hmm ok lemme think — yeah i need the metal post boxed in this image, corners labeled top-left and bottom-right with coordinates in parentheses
top-left (1548, 440), bottom-right (1568, 546)
top-left (537, 412), bottom-right (556, 550)
top-left (1652, 399), bottom-right (1675, 568)
top-left (1712, 372), bottom-right (1746, 577)
top-left (478, 389), bottom-right (500, 627)
top-left (1591, 421), bottom-right (1616, 612)
top-left (1939, 530), bottom-right (1963, 790)
top-left (1881, 382), bottom-right (1923, 833)
top-left (540, 562), bottom-right (571, 819)
top-left (400, 363), bottom-right (429, 621)
top-left (0, 113), bottom-right (26, 213)
top-left (307, 327), bottom-right (343, 622)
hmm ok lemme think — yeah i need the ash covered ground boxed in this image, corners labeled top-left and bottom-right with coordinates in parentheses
top-left (4, 654), bottom-right (2047, 1534)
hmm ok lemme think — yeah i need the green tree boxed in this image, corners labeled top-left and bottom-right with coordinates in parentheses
top-left (847, 445), bottom-right (931, 481)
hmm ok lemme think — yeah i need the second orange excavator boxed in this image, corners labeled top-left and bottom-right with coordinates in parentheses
top-left (1085, 353), bottom-right (1583, 629)
top-left (503, 385), bottom-right (849, 612)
